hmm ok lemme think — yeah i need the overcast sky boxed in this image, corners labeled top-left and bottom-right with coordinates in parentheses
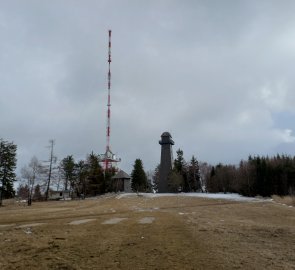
top-left (1, 0), bottom-right (295, 175)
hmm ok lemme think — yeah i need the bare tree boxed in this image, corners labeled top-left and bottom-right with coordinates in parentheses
top-left (152, 164), bottom-right (160, 193)
top-left (199, 162), bottom-right (212, 192)
top-left (21, 156), bottom-right (43, 206)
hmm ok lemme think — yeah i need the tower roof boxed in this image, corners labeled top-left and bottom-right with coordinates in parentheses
top-left (159, 131), bottom-right (174, 145)
top-left (161, 132), bottom-right (172, 137)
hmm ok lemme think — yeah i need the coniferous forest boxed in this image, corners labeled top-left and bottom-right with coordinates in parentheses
top-left (205, 155), bottom-right (295, 197)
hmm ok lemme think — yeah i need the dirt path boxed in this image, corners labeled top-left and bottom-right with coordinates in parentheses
top-left (0, 195), bottom-right (294, 269)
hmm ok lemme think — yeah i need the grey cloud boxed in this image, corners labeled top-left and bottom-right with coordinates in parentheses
top-left (1, 0), bottom-right (295, 175)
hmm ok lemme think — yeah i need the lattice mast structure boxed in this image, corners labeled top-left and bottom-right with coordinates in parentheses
top-left (101, 30), bottom-right (120, 172)
top-left (106, 29), bottom-right (111, 162)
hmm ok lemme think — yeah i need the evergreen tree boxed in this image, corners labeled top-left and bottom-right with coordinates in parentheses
top-left (105, 167), bottom-right (117, 193)
top-left (60, 155), bottom-right (76, 192)
top-left (188, 156), bottom-right (201, 192)
top-left (206, 166), bottom-right (217, 192)
top-left (0, 139), bottom-right (17, 206)
top-left (86, 153), bottom-right (104, 195)
top-left (168, 171), bottom-right (183, 192)
top-left (174, 149), bottom-right (185, 173)
top-left (75, 160), bottom-right (88, 198)
top-left (173, 149), bottom-right (187, 191)
top-left (131, 159), bottom-right (148, 192)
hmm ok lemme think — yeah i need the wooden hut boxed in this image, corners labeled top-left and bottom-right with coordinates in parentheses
top-left (112, 170), bottom-right (131, 192)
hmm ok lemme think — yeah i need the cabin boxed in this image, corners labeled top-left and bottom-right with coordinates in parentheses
top-left (112, 170), bottom-right (131, 192)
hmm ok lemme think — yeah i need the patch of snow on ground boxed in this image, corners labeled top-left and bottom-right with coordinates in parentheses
top-left (116, 192), bottom-right (270, 202)
top-left (183, 193), bottom-right (270, 202)
top-left (69, 219), bottom-right (96, 225)
top-left (0, 224), bottom-right (15, 228)
top-left (131, 206), bottom-right (157, 212)
top-left (102, 217), bottom-right (127, 225)
top-left (138, 217), bottom-right (155, 224)
top-left (116, 193), bottom-right (137, 199)
top-left (23, 228), bottom-right (32, 234)
top-left (17, 223), bottom-right (45, 228)
top-left (275, 202), bottom-right (294, 208)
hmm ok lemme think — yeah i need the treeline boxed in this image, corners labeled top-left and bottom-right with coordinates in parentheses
top-left (18, 153), bottom-right (117, 203)
top-left (2, 137), bottom-right (295, 205)
top-left (206, 155), bottom-right (295, 197)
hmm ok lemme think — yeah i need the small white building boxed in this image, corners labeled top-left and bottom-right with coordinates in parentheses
top-left (49, 190), bottom-right (71, 200)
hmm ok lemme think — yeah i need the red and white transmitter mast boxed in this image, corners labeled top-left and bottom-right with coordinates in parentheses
top-left (100, 30), bottom-right (120, 172)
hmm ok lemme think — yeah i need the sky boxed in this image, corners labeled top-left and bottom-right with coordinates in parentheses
top-left (1, 0), bottom-right (295, 176)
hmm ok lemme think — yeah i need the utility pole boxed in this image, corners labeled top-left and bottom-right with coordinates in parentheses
top-left (45, 139), bottom-right (55, 200)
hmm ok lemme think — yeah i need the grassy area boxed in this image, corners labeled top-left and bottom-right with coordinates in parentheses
top-left (0, 194), bottom-right (294, 269)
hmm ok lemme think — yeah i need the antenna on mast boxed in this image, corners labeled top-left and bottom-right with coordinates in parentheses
top-left (99, 30), bottom-right (120, 172)
top-left (106, 30), bottom-right (112, 168)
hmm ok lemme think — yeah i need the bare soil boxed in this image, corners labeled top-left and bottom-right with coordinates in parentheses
top-left (0, 195), bottom-right (294, 269)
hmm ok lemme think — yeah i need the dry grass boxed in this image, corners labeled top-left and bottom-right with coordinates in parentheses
top-left (272, 195), bottom-right (295, 206)
top-left (0, 194), bottom-right (294, 269)
top-left (1, 198), bottom-right (18, 206)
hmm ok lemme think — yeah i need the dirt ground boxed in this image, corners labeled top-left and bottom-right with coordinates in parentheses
top-left (0, 194), bottom-right (294, 270)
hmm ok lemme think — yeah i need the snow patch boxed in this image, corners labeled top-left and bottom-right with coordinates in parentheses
top-left (183, 193), bottom-right (268, 202)
top-left (116, 192), bottom-right (270, 202)
top-left (69, 219), bottom-right (96, 225)
top-left (102, 217), bottom-right (127, 224)
top-left (0, 224), bottom-right (15, 228)
top-left (116, 193), bottom-right (136, 199)
top-left (138, 217), bottom-right (155, 224)
top-left (23, 228), bottom-right (32, 234)
top-left (17, 223), bottom-right (45, 228)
